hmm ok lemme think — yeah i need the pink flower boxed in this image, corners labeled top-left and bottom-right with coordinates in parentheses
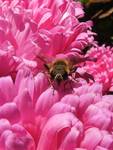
top-left (0, 69), bottom-right (113, 150)
top-left (84, 45), bottom-right (113, 93)
top-left (0, 120), bottom-right (35, 150)
top-left (0, 0), bottom-right (94, 77)
top-left (0, 0), bottom-right (113, 150)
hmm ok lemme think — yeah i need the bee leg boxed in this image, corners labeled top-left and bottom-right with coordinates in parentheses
top-left (71, 73), bottom-right (80, 82)
top-left (46, 77), bottom-right (56, 95)
top-left (42, 72), bottom-right (52, 86)
top-left (83, 72), bottom-right (95, 82)
top-left (69, 79), bottom-right (74, 93)
top-left (70, 66), bottom-right (78, 74)
top-left (74, 72), bottom-right (95, 83)
top-left (63, 81), bottom-right (68, 92)
top-left (47, 78), bottom-right (56, 95)
top-left (51, 86), bottom-right (55, 95)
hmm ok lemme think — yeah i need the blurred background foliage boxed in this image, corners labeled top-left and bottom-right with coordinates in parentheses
top-left (80, 0), bottom-right (113, 45)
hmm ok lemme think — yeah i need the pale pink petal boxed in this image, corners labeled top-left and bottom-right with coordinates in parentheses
top-left (37, 112), bottom-right (80, 150)
top-left (47, 102), bottom-right (75, 117)
top-left (35, 88), bottom-right (60, 116)
top-left (0, 119), bottom-right (11, 135)
top-left (0, 102), bottom-right (20, 124)
top-left (14, 89), bottom-right (35, 123)
top-left (33, 72), bottom-right (49, 103)
top-left (80, 127), bottom-right (102, 149)
top-left (100, 130), bottom-right (113, 149)
top-left (0, 126), bottom-right (35, 150)
top-left (102, 95), bottom-right (113, 111)
top-left (75, 148), bottom-right (87, 150)
top-left (0, 76), bottom-right (14, 104)
top-left (15, 69), bottom-right (34, 99)
top-left (61, 94), bottom-right (79, 110)
top-left (59, 126), bottom-right (83, 150)
top-left (83, 105), bottom-right (112, 130)
top-left (74, 83), bottom-right (102, 96)
top-left (0, 50), bottom-right (19, 85)
top-left (79, 93), bottom-right (101, 115)
top-left (95, 146), bottom-right (108, 150)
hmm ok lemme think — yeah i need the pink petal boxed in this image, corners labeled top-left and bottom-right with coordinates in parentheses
top-left (64, 23), bottom-right (87, 50)
top-left (0, 119), bottom-right (11, 135)
top-left (80, 127), bottom-right (102, 149)
top-left (0, 76), bottom-right (14, 104)
top-left (37, 112), bottom-right (78, 150)
top-left (74, 148), bottom-right (87, 150)
top-left (47, 102), bottom-right (75, 118)
top-left (61, 94), bottom-right (79, 110)
top-left (59, 126), bottom-right (83, 150)
top-left (33, 72), bottom-right (49, 103)
top-left (102, 95), bottom-right (113, 111)
top-left (0, 102), bottom-right (20, 124)
top-left (83, 105), bottom-right (112, 130)
top-left (88, 83), bottom-right (102, 94)
top-left (35, 88), bottom-right (60, 116)
top-left (15, 69), bottom-right (34, 99)
top-left (95, 146), bottom-right (108, 150)
top-left (100, 130), bottom-right (113, 149)
top-left (0, 127), bottom-right (35, 150)
top-left (14, 89), bottom-right (35, 123)
top-left (79, 93), bottom-right (101, 115)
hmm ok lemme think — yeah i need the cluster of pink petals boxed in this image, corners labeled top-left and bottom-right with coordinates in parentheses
top-left (0, 0), bottom-right (95, 76)
top-left (0, 0), bottom-right (113, 150)
top-left (84, 45), bottom-right (113, 93)
top-left (0, 69), bottom-right (113, 150)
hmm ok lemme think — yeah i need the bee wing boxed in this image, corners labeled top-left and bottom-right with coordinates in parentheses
top-left (75, 71), bottom-right (95, 82)
top-left (66, 52), bottom-right (97, 65)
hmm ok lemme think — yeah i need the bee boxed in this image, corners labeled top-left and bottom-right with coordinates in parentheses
top-left (44, 59), bottom-right (71, 85)
top-left (36, 53), bottom-right (96, 88)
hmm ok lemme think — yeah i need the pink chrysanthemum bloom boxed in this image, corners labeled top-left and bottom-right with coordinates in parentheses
top-left (0, 69), bottom-right (113, 150)
top-left (0, 0), bottom-right (113, 150)
top-left (84, 45), bottom-right (113, 93)
top-left (0, 0), bottom-right (95, 77)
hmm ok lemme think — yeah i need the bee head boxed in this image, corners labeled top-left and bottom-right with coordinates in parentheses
top-left (54, 73), bottom-right (63, 84)
top-left (44, 59), bottom-right (70, 84)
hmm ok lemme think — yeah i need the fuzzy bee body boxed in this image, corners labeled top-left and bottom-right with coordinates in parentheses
top-left (45, 59), bottom-right (71, 84)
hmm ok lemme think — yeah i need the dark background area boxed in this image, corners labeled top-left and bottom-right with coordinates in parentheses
top-left (81, 0), bottom-right (113, 45)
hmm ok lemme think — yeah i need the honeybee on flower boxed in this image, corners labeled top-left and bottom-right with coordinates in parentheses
top-left (36, 52), bottom-right (96, 88)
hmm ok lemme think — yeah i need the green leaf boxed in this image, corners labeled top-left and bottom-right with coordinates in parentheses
top-left (80, 0), bottom-right (89, 4)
